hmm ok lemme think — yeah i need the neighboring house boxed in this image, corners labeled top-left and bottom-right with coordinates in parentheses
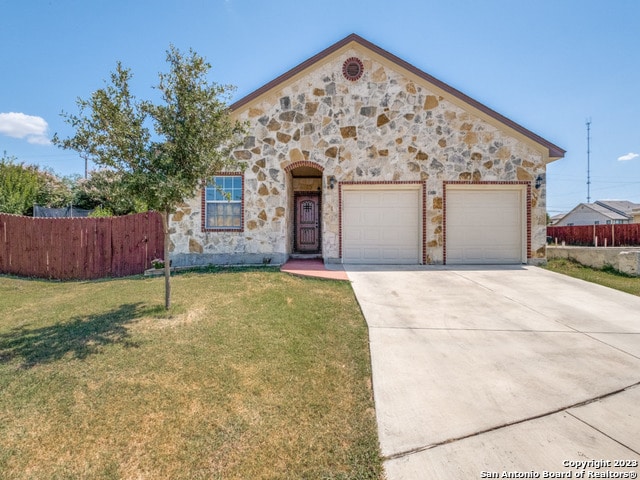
top-left (595, 200), bottom-right (640, 223)
top-left (169, 34), bottom-right (565, 266)
top-left (549, 213), bottom-right (566, 226)
top-left (555, 200), bottom-right (640, 226)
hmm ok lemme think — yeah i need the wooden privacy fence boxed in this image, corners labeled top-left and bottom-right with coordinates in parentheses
top-left (547, 224), bottom-right (640, 247)
top-left (0, 212), bottom-right (164, 280)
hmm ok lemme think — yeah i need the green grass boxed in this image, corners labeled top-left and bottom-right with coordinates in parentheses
top-left (544, 258), bottom-right (640, 297)
top-left (0, 269), bottom-right (384, 480)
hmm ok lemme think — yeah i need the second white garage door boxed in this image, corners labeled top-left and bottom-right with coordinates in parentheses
top-left (446, 186), bottom-right (525, 264)
top-left (342, 188), bottom-right (421, 264)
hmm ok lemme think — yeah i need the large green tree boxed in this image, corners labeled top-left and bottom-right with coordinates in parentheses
top-left (0, 155), bottom-right (40, 215)
top-left (54, 46), bottom-right (246, 308)
top-left (0, 153), bottom-right (74, 215)
top-left (73, 169), bottom-right (147, 216)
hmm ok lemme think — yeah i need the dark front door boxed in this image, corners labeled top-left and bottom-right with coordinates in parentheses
top-left (295, 194), bottom-right (320, 253)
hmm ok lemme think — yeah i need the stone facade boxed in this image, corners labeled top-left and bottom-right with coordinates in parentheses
top-left (169, 35), bottom-right (562, 267)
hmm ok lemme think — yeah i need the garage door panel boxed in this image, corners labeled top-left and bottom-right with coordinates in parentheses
top-left (393, 210), bottom-right (418, 225)
top-left (343, 230), bottom-right (362, 242)
top-left (348, 208), bottom-right (415, 227)
top-left (343, 189), bottom-right (420, 264)
top-left (449, 246), bottom-right (521, 265)
top-left (362, 227), bottom-right (383, 242)
top-left (492, 227), bottom-right (521, 242)
top-left (446, 188), bottom-right (524, 265)
top-left (385, 191), bottom-right (417, 207)
top-left (380, 228), bottom-right (417, 243)
top-left (347, 247), bottom-right (418, 263)
top-left (484, 247), bottom-right (521, 263)
top-left (361, 210), bottom-right (383, 224)
top-left (387, 248), bottom-right (420, 262)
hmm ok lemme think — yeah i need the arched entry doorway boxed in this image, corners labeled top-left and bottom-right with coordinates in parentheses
top-left (284, 161), bottom-right (324, 256)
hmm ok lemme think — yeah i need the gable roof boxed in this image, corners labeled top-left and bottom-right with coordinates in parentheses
top-left (589, 203), bottom-right (630, 220)
top-left (595, 200), bottom-right (640, 217)
top-left (550, 213), bottom-right (567, 225)
top-left (230, 33), bottom-right (566, 161)
top-left (563, 203), bottom-right (629, 222)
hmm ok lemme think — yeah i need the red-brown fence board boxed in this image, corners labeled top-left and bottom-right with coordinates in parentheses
top-left (548, 224), bottom-right (640, 247)
top-left (52, 220), bottom-right (66, 278)
top-left (0, 212), bottom-right (164, 280)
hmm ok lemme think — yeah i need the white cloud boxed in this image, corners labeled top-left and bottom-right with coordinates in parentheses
top-left (0, 112), bottom-right (51, 145)
top-left (618, 152), bottom-right (639, 161)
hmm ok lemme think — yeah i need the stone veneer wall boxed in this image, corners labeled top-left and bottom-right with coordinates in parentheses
top-left (169, 48), bottom-right (548, 266)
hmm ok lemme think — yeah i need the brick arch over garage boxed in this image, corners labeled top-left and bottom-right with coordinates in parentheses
top-left (284, 161), bottom-right (325, 173)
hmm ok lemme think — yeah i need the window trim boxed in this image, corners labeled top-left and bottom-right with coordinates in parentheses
top-left (201, 173), bottom-right (244, 232)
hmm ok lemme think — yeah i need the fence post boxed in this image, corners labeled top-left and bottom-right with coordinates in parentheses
top-left (612, 223), bottom-right (615, 247)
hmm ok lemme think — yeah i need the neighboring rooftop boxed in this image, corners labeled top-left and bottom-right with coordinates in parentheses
top-left (589, 203), bottom-right (630, 221)
top-left (595, 200), bottom-right (640, 217)
top-left (553, 200), bottom-right (640, 226)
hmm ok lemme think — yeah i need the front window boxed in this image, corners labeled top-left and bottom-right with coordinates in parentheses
top-left (205, 175), bottom-right (243, 229)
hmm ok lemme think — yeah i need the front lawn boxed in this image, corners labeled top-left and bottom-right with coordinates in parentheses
top-left (544, 258), bottom-right (640, 297)
top-left (0, 269), bottom-right (383, 479)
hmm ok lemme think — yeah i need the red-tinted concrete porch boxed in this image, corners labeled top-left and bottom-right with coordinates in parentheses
top-left (280, 259), bottom-right (349, 281)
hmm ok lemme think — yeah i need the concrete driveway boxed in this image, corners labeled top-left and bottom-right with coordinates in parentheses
top-left (345, 265), bottom-right (640, 479)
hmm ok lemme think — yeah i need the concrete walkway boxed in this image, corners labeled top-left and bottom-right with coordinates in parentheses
top-left (345, 265), bottom-right (640, 479)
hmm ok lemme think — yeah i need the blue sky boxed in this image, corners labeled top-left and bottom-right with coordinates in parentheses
top-left (1, 0), bottom-right (638, 215)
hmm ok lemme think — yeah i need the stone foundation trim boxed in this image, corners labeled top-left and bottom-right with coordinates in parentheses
top-left (442, 181), bottom-right (532, 264)
top-left (171, 252), bottom-right (287, 268)
top-left (338, 181), bottom-right (427, 264)
top-left (200, 172), bottom-right (245, 233)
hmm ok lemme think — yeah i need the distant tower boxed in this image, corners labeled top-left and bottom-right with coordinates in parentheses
top-left (586, 119), bottom-right (591, 203)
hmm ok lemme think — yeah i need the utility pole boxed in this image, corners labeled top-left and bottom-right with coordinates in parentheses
top-left (586, 119), bottom-right (591, 203)
top-left (82, 153), bottom-right (88, 179)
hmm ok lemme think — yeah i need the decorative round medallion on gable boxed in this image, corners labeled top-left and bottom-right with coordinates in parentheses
top-left (342, 57), bottom-right (364, 81)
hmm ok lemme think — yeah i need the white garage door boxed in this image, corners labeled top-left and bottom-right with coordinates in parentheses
top-left (446, 187), bottom-right (525, 264)
top-left (342, 188), bottom-right (420, 264)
